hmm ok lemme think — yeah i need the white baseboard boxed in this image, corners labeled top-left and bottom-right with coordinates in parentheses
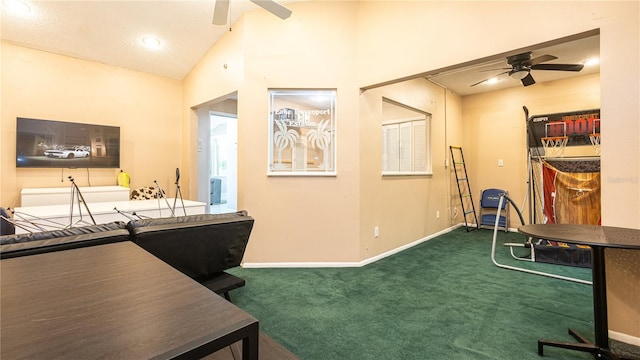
top-left (610, 330), bottom-right (640, 347)
top-left (357, 224), bottom-right (463, 267)
top-left (241, 223), bottom-right (462, 269)
top-left (241, 261), bottom-right (362, 268)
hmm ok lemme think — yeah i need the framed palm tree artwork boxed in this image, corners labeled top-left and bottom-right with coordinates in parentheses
top-left (268, 89), bottom-right (336, 176)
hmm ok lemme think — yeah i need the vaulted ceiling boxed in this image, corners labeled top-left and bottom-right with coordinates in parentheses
top-left (1, 1), bottom-right (599, 95)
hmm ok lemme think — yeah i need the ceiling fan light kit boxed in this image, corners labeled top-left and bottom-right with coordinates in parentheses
top-left (509, 68), bottom-right (530, 80)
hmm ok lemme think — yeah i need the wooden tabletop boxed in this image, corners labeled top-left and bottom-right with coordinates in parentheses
top-left (519, 224), bottom-right (640, 249)
top-left (1, 241), bottom-right (258, 359)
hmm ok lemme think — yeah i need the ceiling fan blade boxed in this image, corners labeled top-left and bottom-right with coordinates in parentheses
top-left (212, 0), bottom-right (230, 25)
top-left (531, 63), bottom-right (585, 72)
top-left (470, 71), bottom-right (509, 87)
top-left (524, 54), bottom-right (558, 66)
top-left (521, 73), bottom-right (536, 86)
top-left (250, 0), bottom-right (292, 20)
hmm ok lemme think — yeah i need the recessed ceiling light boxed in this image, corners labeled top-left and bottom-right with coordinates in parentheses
top-left (3, 0), bottom-right (31, 14)
top-left (585, 57), bottom-right (600, 66)
top-left (141, 36), bottom-right (162, 49)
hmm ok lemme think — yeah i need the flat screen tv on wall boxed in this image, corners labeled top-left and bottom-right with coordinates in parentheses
top-left (16, 117), bottom-right (121, 168)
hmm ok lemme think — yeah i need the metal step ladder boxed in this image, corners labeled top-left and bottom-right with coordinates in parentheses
top-left (449, 146), bottom-right (478, 231)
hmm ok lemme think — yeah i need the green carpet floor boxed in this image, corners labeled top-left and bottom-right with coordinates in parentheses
top-left (228, 228), bottom-right (597, 359)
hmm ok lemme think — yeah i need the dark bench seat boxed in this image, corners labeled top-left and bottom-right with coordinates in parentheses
top-left (126, 212), bottom-right (254, 299)
top-left (0, 222), bottom-right (130, 259)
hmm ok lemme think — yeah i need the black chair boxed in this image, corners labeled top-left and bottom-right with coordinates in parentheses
top-left (127, 212), bottom-right (254, 301)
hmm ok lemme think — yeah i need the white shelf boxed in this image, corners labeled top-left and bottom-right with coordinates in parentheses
top-left (21, 186), bottom-right (130, 206)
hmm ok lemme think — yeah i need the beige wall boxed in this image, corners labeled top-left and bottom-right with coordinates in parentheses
top-left (356, 1), bottom-right (620, 87)
top-left (183, 1), bottom-right (362, 264)
top-left (359, 78), bottom-right (458, 259)
top-left (597, 1), bottom-right (640, 340)
top-left (1, 43), bottom-right (182, 207)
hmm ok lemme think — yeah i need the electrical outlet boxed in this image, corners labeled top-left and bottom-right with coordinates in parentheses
top-left (498, 159), bottom-right (504, 167)
top-left (374, 226), bottom-right (379, 238)
top-left (436, 210), bottom-right (440, 219)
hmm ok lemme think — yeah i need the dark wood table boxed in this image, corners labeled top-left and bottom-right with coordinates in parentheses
top-left (1, 241), bottom-right (259, 359)
top-left (519, 224), bottom-right (640, 360)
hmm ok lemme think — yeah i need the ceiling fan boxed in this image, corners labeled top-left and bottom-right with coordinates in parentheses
top-left (471, 52), bottom-right (584, 87)
top-left (212, 0), bottom-right (292, 25)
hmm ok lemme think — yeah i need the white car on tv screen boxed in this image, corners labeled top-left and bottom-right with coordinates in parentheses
top-left (44, 146), bottom-right (91, 159)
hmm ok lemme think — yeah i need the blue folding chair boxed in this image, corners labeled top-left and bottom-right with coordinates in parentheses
top-left (479, 188), bottom-right (509, 231)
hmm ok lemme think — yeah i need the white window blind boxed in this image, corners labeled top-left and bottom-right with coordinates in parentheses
top-left (382, 119), bottom-right (428, 175)
top-left (412, 121), bottom-right (426, 172)
top-left (399, 122), bottom-right (412, 172)
top-left (383, 125), bottom-right (399, 172)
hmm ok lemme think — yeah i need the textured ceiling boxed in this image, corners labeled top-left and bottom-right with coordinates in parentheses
top-left (1, 1), bottom-right (299, 80)
top-left (2, 1), bottom-right (599, 95)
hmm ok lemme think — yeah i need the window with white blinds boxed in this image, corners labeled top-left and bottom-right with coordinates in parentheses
top-left (382, 118), bottom-right (430, 175)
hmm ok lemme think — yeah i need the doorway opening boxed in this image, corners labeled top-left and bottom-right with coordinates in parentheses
top-left (195, 92), bottom-right (238, 214)
top-left (210, 113), bottom-right (237, 213)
